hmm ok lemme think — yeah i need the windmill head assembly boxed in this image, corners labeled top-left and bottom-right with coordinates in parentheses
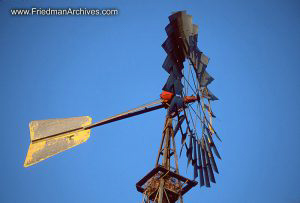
top-left (24, 11), bottom-right (221, 203)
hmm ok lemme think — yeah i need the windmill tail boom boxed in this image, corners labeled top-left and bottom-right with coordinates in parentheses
top-left (24, 100), bottom-right (165, 168)
top-left (24, 96), bottom-right (200, 168)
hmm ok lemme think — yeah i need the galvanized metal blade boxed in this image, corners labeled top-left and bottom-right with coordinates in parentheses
top-left (197, 140), bottom-right (204, 187)
top-left (205, 125), bottom-right (214, 142)
top-left (162, 36), bottom-right (185, 63)
top-left (163, 73), bottom-right (183, 96)
top-left (201, 140), bottom-right (210, 187)
top-left (189, 24), bottom-right (198, 48)
top-left (174, 115), bottom-right (185, 136)
top-left (209, 150), bottom-right (219, 174)
top-left (211, 143), bottom-right (222, 160)
top-left (206, 88), bottom-right (219, 101)
top-left (179, 127), bottom-right (187, 157)
top-left (214, 131), bottom-right (222, 142)
top-left (162, 71), bottom-right (176, 92)
top-left (192, 136), bottom-right (198, 180)
top-left (207, 154), bottom-right (216, 183)
top-left (186, 133), bottom-right (193, 168)
top-left (203, 133), bottom-right (213, 156)
top-left (162, 55), bottom-right (174, 73)
top-left (199, 71), bottom-right (214, 87)
top-left (168, 96), bottom-right (184, 116)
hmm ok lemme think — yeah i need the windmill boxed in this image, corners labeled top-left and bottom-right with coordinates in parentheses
top-left (24, 11), bottom-right (221, 203)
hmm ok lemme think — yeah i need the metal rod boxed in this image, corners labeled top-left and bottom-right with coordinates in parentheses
top-left (158, 178), bottom-right (164, 203)
top-left (171, 130), bottom-right (180, 174)
top-left (32, 102), bottom-right (164, 144)
top-left (162, 117), bottom-right (172, 169)
top-left (85, 104), bottom-right (164, 129)
top-left (155, 118), bottom-right (168, 167)
top-left (163, 188), bottom-right (171, 203)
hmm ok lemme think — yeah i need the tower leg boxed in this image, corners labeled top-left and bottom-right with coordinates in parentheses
top-left (136, 115), bottom-right (197, 203)
top-left (156, 116), bottom-right (183, 203)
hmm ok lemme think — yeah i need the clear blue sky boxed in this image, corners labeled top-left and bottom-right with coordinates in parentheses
top-left (1, 0), bottom-right (300, 202)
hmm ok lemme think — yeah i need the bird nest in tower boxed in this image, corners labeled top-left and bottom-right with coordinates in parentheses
top-left (136, 165), bottom-right (197, 202)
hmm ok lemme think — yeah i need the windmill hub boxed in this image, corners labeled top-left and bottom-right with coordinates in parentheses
top-left (161, 91), bottom-right (198, 105)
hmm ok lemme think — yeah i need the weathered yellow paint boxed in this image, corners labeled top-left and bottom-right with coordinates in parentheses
top-left (24, 116), bottom-right (92, 167)
top-left (209, 114), bottom-right (215, 134)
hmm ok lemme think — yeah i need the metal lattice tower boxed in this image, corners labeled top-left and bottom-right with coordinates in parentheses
top-left (136, 116), bottom-right (197, 203)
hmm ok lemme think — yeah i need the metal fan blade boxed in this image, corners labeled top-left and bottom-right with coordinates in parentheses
top-left (205, 125), bottom-right (214, 142)
top-left (180, 124), bottom-right (187, 145)
top-left (214, 131), bottom-right (222, 142)
top-left (203, 133), bottom-right (213, 156)
top-left (193, 160), bottom-right (198, 180)
top-left (188, 25), bottom-right (198, 50)
top-left (201, 141), bottom-right (210, 187)
top-left (196, 50), bottom-right (208, 69)
top-left (168, 10), bottom-right (186, 22)
top-left (162, 55), bottom-right (183, 78)
top-left (166, 11), bottom-right (194, 58)
top-left (203, 163), bottom-right (210, 187)
top-left (162, 76), bottom-right (183, 96)
top-left (197, 140), bottom-right (204, 187)
top-left (186, 134), bottom-right (193, 167)
top-left (179, 127), bottom-right (187, 157)
top-left (204, 118), bottom-right (221, 142)
top-left (174, 115), bottom-right (185, 136)
top-left (174, 79), bottom-right (184, 95)
top-left (207, 154), bottom-right (216, 183)
top-left (182, 14), bottom-right (193, 41)
top-left (162, 71), bottom-right (175, 92)
top-left (191, 51), bottom-right (209, 86)
top-left (162, 37), bottom-right (175, 54)
top-left (204, 126), bottom-right (221, 160)
top-left (199, 51), bottom-right (209, 65)
top-left (206, 88), bottom-right (219, 101)
top-left (192, 136), bottom-right (198, 179)
top-left (172, 65), bottom-right (184, 79)
top-left (162, 55), bottom-right (173, 73)
top-left (199, 71), bottom-right (214, 87)
top-left (204, 125), bottom-right (219, 172)
top-left (174, 13), bottom-right (193, 55)
top-left (189, 52), bottom-right (196, 68)
top-left (211, 143), bottom-right (222, 160)
top-left (168, 96), bottom-right (184, 115)
top-left (209, 151), bottom-right (219, 174)
top-left (165, 22), bottom-right (175, 37)
top-left (190, 49), bottom-right (196, 65)
top-left (168, 11), bottom-right (187, 38)
top-left (162, 36), bottom-right (185, 63)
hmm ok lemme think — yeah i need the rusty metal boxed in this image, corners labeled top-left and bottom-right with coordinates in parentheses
top-left (136, 165), bottom-right (197, 202)
top-left (136, 116), bottom-right (197, 203)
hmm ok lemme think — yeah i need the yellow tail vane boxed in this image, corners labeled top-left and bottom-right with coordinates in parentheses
top-left (24, 116), bottom-right (92, 167)
top-left (24, 100), bottom-right (167, 167)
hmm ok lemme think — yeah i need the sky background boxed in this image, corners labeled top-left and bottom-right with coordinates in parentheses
top-left (1, 0), bottom-right (300, 202)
